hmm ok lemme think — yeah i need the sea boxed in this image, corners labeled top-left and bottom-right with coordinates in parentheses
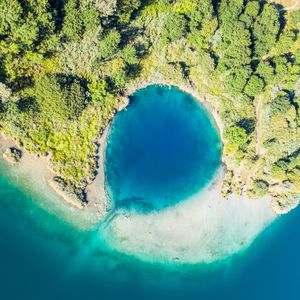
top-left (0, 85), bottom-right (299, 300)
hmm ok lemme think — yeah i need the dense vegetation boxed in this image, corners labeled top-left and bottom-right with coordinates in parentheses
top-left (0, 0), bottom-right (299, 209)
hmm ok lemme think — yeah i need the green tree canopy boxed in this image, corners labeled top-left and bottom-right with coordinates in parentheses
top-left (99, 30), bottom-right (121, 60)
top-left (161, 13), bottom-right (187, 44)
top-left (244, 75), bottom-right (264, 97)
top-left (253, 3), bottom-right (280, 58)
top-left (224, 125), bottom-right (248, 146)
top-left (0, 0), bottom-right (22, 35)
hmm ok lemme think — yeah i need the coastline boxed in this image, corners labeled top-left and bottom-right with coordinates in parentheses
top-left (120, 79), bottom-right (224, 135)
top-left (119, 80), bottom-right (299, 216)
top-left (102, 166), bottom-right (277, 264)
top-left (0, 80), bottom-right (286, 219)
top-left (0, 131), bottom-right (108, 223)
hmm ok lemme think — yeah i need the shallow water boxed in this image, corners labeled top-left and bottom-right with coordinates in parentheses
top-left (105, 85), bottom-right (221, 211)
top-left (0, 85), bottom-right (299, 299)
top-left (0, 161), bottom-right (299, 300)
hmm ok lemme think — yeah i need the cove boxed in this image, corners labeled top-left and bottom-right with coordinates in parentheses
top-left (105, 85), bottom-right (221, 212)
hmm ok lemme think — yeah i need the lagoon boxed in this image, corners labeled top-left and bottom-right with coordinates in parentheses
top-left (105, 85), bottom-right (221, 212)
top-left (0, 85), bottom-right (299, 299)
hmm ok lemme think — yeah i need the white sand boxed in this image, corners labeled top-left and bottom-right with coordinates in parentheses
top-left (102, 168), bottom-right (277, 264)
top-left (0, 133), bottom-right (107, 228)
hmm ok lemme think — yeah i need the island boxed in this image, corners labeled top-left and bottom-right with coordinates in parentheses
top-left (0, 0), bottom-right (299, 218)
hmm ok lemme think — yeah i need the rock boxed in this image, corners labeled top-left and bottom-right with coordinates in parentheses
top-left (48, 177), bottom-right (86, 209)
top-left (270, 196), bottom-right (299, 215)
top-left (3, 147), bottom-right (22, 165)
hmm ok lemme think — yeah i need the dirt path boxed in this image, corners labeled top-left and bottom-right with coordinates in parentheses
top-left (255, 95), bottom-right (264, 157)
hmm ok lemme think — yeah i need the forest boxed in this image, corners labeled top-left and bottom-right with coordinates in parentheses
top-left (0, 0), bottom-right (299, 209)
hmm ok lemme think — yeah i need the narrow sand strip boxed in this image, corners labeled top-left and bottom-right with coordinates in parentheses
top-left (0, 133), bottom-right (107, 228)
top-left (102, 168), bottom-right (277, 264)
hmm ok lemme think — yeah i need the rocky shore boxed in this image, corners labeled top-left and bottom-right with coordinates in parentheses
top-left (0, 132), bottom-right (108, 220)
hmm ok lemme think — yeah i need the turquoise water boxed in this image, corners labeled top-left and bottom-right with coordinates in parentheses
top-left (0, 85), bottom-right (299, 299)
top-left (105, 85), bottom-right (221, 211)
top-left (0, 160), bottom-right (299, 300)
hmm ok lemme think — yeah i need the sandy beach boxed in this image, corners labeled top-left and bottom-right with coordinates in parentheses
top-left (0, 133), bottom-right (108, 228)
top-left (0, 82), bottom-right (281, 261)
top-left (101, 167), bottom-right (277, 264)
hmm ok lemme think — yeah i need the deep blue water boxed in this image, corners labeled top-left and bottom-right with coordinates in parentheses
top-left (0, 86), bottom-right (299, 300)
top-left (105, 86), bottom-right (221, 211)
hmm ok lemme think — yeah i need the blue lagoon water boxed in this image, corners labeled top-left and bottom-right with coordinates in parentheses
top-left (0, 85), bottom-right (299, 299)
top-left (105, 85), bottom-right (221, 211)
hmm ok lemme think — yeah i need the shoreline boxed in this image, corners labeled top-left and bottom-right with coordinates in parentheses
top-left (0, 131), bottom-right (108, 220)
top-left (120, 79), bottom-right (224, 135)
top-left (119, 81), bottom-right (299, 216)
top-left (102, 166), bottom-right (278, 264)
top-left (0, 81), bottom-right (290, 219)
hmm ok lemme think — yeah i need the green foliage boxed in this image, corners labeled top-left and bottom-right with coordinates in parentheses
top-left (224, 125), bottom-right (248, 146)
top-left (121, 45), bottom-right (138, 65)
top-left (117, 0), bottom-right (141, 24)
top-left (82, 7), bottom-right (100, 32)
top-left (244, 1), bottom-right (260, 18)
top-left (0, 0), bottom-right (299, 200)
top-left (12, 14), bottom-right (39, 46)
top-left (270, 93), bottom-right (292, 116)
top-left (32, 74), bottom-right (88, 121)
top-left (161, 13), bottom-right (187, 44)
top-left (244, 75), bottom-right (264, 97)
top-left (256, 61), bottom-right (275, 84)
top-left (290, 10), bottom-right (300, 27)
top-left (0, 0), bottom-right (22, 35)
top-left (251, 180), bottom-right (269, 197)
top-left (99, 30), bottom-right (121, 60)
top-left (187, 0), bottom-right (216, 50)
top-left (62, 0), bottom-right (84, 41)
top-left (253, 3), bottom-right (280, 58)
top-left (224, 67), bottom-right (251, 96)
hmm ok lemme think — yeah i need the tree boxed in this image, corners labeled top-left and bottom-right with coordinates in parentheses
top-left (121, 45), bottom-right (138, 65)
top-left (240, 0), bottom-right (260, 28)
top-left (224, 66), bottom-right (251, 95)
top-left (81, 0), bottom-right (117, 17)
top-left (66, 79), bottom-right (88, 119)
top-left (0, 82), bottom-right (11, 102)
top-left (33, 74), bottom-right (87, 121)
top-left (224, 125), bottom-right (248, 146)
top-left (187, 0), bottom-right (217, 50)
top-left (256, 61), bottom-right (275, 84)
top-left (270, 93), bottom-right (292, 116)
top-left (161, 13), bottom-right (187, 44)
top-left (251, 180), bottom-right (269, 197)
top-left (62, 0), bottom-right (84, 41)
top-left (290, 9), bottom-right (300, 27)
top-left (0, 0), bottom-right (22, 35)
top-left (244, 1), bottom-right (260, 18)
top-left (117, 0), bottom-right (141, 24)
top-left (99, 30), bottom-right (121, 60)
top-left (11, 13), bottom-right (39, 47)
top-left (253, 3), bottom-right (280, 58)
top-left (215, 0), bottom-right (252, 82)
top-left (82, 7), bottom-right (100, 32)
top-left (244, 75), bottom-right (264, 97)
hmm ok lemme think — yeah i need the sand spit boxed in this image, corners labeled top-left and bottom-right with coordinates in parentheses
top-left (102, 168), bottom-right (277, 264)
top-left (0, 133), bottom-right (108, 228)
